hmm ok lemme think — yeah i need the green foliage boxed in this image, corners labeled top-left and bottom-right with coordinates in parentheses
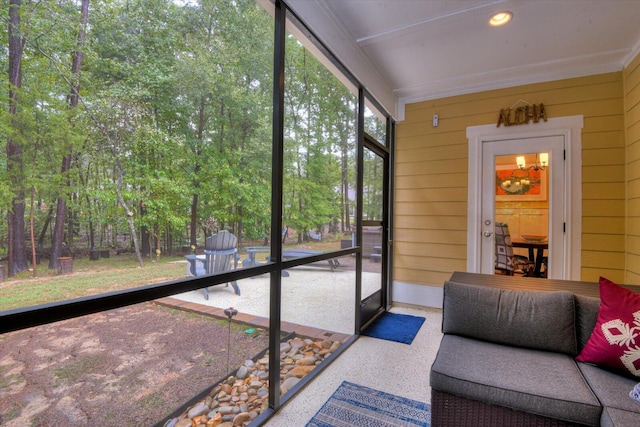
top-left (2, 0), bottom-right (359, 256)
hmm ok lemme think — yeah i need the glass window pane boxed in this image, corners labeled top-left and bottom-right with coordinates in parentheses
top-left (362, 225), bottom-right (383, 300)
top-left (364, 103), bottom-right (387, 145)
top-left (282, 26), bottom-right (358, 256)
top-left (0, 300), bottom-right (269, 425)
top-left (0, 0), bottom-right (274, 310)
top-left (363, 150), bottom-right (384, 222)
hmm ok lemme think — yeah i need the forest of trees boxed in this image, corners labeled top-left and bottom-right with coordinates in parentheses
top-left (1, 0), bottom-right (384, 277)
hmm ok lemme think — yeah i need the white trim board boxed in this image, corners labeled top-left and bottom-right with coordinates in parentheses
top-left (392, 281), bottom-right (444, 309)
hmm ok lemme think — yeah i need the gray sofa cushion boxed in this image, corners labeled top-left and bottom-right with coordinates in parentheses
top-left (430, 335), bottom-right (602, 426)
top-left (575, 294), bottom-right (600, 352)
top-left (578, 362), bottom-right (640, 413)
top-left (601, 407), bottom-right (640, 427)
top-left (442, 281), bottom-right (577, 355)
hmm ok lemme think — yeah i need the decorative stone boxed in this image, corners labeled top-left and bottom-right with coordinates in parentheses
top-left (188, 402), bottom-right (209, 418)
top-left (280, 376), bottom-right (300, 394)
top-left (280, 342), bottom-right (291, 353)
top-left (236, 365), bottom-right (249, 379)
top-left (175, 419), bottom-right (192, 427)
top-left (296, 356), bottom-right (316, 366)
top-left (171, 337), bottom-right (341, 426)
top-left (233, 412), bottom-right (251, 425)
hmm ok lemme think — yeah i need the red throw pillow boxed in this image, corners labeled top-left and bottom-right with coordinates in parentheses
top-left (576, 277), bottom-right (640, 377)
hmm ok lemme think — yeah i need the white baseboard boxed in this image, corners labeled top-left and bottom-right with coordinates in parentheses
top-left (391, 281), bottom-right (444, 309)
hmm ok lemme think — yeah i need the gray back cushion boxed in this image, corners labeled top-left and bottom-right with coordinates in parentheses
top-left (442, 281), bottom-right (577, 355)
top-left (574, 294), bottom-right (600, 352)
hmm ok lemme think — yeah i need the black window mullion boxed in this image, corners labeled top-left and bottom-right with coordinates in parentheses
top-left (268, 0), bottom-right (286, 412)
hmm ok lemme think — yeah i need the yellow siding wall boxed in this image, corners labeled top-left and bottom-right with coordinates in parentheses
top-left (625, 53), bottom-right (640, 284)
top-left (395, 73), bottom-right (626, 286)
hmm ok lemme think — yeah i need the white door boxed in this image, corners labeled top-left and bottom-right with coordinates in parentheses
top-left (480, 135), bottom-right (565, 278)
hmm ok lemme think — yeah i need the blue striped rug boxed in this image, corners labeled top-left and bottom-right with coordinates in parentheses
top-left (306, 381), bottom-right (431, 427)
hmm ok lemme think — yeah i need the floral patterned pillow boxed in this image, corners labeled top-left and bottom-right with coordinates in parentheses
top-left (576, 277), bottom-right (640, 378)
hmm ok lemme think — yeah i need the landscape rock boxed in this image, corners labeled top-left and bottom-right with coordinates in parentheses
top-left (169, 337), bottom-right (340, 426)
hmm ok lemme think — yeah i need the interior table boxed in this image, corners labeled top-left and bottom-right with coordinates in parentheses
top-left (512, 240), bottom-right (548, 277)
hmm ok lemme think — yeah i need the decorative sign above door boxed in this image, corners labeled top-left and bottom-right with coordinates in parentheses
top-left (497, 101), bottom-right (547, 127)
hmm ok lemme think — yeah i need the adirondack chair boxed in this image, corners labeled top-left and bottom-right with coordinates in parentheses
top-left (308, 230), bottom-right (322, 241)
top-left (185, 230), bottom-right (240, 299)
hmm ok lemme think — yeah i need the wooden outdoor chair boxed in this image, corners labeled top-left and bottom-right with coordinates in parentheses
top-left (185, 230), bottom-right (240, 299)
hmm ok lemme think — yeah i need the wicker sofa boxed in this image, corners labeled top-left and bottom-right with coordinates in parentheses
top-left (429, 272), bottom-right (640, 426)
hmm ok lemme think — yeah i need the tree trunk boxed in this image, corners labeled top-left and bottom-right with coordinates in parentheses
top-left (189, 95), bottom-right (207, 247)
top-left (37, 203), bottom-right (54, 249)
top-left (115, 157), bottom-right (143, 267)
top-left (190, 194), bottom-right (199, 247)
top-left (7, 0), bottom-right (28, 276)
top-left (29, 186), bottom-right (37, 277)
top-left (50, 0), bottom-right (89, 269)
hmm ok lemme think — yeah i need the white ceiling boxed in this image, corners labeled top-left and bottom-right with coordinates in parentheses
top-left (285, 0), bottom-right (640, 120)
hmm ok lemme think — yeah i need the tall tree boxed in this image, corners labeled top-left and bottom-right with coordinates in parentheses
top-left (50, 0), bottom-right (89, 269)
top-left (6, 0), bottom-right (27, 276)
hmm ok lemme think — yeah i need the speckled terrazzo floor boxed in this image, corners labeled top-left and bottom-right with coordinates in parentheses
top-left (169, 267), bottom-right (442, 427)
top-left (263, 305), bottom-right (443, 426)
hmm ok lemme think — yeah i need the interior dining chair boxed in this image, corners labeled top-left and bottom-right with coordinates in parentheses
top-left (494, 222), bottom-right (535, 276)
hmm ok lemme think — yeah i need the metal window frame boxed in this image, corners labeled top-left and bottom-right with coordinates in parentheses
top-left (0, 0), bottom-right (396, 422)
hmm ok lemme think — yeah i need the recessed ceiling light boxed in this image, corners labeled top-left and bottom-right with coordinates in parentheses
top-left (489, 11), bottom-right (513, 27)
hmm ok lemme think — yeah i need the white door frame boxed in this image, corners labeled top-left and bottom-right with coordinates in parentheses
top-left (466, 115), bottom-right (584, 280)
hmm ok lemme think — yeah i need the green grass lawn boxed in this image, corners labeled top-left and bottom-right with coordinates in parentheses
top-left (0, 255), bottom-right (188, 312)
top-left (0, 236), bottom-right (350, 312)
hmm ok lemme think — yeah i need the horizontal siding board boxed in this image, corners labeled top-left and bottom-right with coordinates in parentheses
top-left (395, 158), bottom-right (467, 176)
top-left (550, 98), bottom-right (623, 118)
top-left (583, 115), bottom-right (625, 133)
top-left (395, 215), bottom-right (466, 230)
top-left (624, 54), bottom-right (640, 94)
top-left (582, 251), bottom-right (625, 269)
top-left (628, 236), bottom-right (640, 254)
top-left (581, 234), bottom-right (625, 252)
top-left (394, 229), bottom-right (467, 245)
top-left (627, 197), bottom-right (640, 215)
top-left (395, 201), bottom-right (467, 217)
top-left (629, 105), bottom-right (640, 126)
top-left (625, 271), bottom-right (640, 286)
top-left (627, 217), bottom-right (640, 233)
top-left (582, 199), bottom-right (625, 217)
top-left (397, 131), bottom-right (466, 150)
top-left (394, 242), bottom-right (466, 259)
top-left (626, 120), bottom-right (640, 146)
top-left (625, 79), bottom-right (640, 111)
top-left (628, 176), bottom-right (640, 198)
top-left (581, 267), bottom-right (624, 284)
top-left (582, 148), bottom-right (625, 166)
top-left (581, 131), bottom-right (625, 149)
top-left (395, 187), bottom-right (467, 203)
top-left (395, 173), bottom-right (467, 190)
top-left (582, 217), bottom-right (625, 233)
top-left (393, 269), bottom-right (452, 287)
top-left (395, 255), bottom-right (466, 273)
top-left (395, 144), bottom-right (467, 164)
top-left (582, 183), bottom-right (626, 200)
top-left (628, 138), bottom-right (640, 164)
top-left (582, 165), bottom-right (625, 182)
